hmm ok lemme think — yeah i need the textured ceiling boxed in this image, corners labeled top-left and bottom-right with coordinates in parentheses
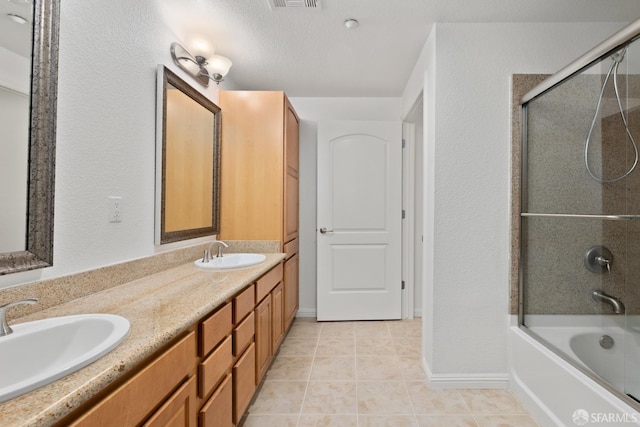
top-left (159, 0), bottom-right (640, 97)
top-left (2, 1), bottom-right (639, 97)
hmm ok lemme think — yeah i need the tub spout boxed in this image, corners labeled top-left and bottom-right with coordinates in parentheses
top-left (592, 289), bottom-right (625, 314)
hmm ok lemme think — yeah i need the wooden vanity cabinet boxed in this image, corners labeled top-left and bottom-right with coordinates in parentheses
top-left (65, 332), bottom-right (198, 427)
top-left (253, 262), bottom-right (284, 385)
top-left (197, 302), bottom-right (234, 427)
top-left (219, 91), bottom-right (300, 332)
top-left (56, 263), bottom-right (289, 427)
top-left (231, 286), bottom-right (256, 425)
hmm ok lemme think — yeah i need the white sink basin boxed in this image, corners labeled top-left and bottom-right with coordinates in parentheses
top-left (194, 253), bottom-right (267, 270)
top-left (0, 313), bottom-right (130, 402)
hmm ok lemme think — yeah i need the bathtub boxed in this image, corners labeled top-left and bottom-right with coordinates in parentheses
top-left (509, 315), bottom-right (640, 427)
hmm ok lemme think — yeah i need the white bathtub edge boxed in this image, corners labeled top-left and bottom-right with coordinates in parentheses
top-left (509, 323), bottom-right (640, 427)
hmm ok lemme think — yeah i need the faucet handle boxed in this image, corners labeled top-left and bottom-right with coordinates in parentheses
top-left (595, 255), bottom-right (611, 273)
top-left (0, 298), bottom-right (38, 337)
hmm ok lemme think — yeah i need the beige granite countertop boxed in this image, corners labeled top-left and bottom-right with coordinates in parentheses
top-left (0, 253), bottom-right (285, 427)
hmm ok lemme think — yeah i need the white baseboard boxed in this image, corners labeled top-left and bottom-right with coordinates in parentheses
top-left (296, 308), bottom-right (423, 319)
top-left (295, 308), bottom-right (317, 318)
top-left (423, 358), bottom-right (510, 390)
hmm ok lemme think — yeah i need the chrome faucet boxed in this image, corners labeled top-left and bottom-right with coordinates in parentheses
top-left (0, 298), bottom-right (38, 336)
top-left (592, 290), bottom-right (625, 314)
top-left (203, 240), bottom-right (229, 262)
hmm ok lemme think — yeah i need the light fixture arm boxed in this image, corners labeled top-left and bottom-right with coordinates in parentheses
top-left (198, 71), bottom-right (226, 85)
top-left (170, 42), bottom-right (231, 87)
top-left (170, 42), bottom-right (210, 87)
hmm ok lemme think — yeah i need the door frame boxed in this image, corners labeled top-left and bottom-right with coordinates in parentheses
top-left (402, 122), bottom-right (415, 320)
top-left (401, 92), bottom-right (424, 320)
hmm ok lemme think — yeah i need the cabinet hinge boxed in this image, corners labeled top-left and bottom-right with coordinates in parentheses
top-left (402, 139), bottom-right (406, 149)
top-left (402, 209), bottom-right (406, 219)
top-left (401, 280), bottom-right (405, 290)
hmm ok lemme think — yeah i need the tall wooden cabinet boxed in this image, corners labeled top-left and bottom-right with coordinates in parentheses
top-left (219, 91), bottom-right (300, 331)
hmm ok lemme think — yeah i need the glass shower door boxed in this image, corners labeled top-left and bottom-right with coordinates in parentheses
top-left (521, 35), bottom-right (640, 407)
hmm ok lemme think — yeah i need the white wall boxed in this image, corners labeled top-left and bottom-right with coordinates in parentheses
top-left (0, 0), bottom-right (228, 289)
top-left (287, 97), bottom-right (403, 317)
top-left (403, 21), bottom-right (628, 378)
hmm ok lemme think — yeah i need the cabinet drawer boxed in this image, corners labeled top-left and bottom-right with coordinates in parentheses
top-left (233, 311), bottom-right (255, 357)
top-left (256, 263), bottom-right (283, 303)
top-left (199, 373), bottom-right (232, 427)
top-left (233, 343), bottom-right (256, 424)
top-left (200, 303), bottom-right (232, 357)
top-left (143, 376), bottom-right (197, 427)
top-left (199, 335), bottom-right (232, 399)
top-left (233, 284), bottom-right (255, 324)
top-left (283, 238), bottom-right (298, 259)
top-left (69, 332), bottom-right (197, 427)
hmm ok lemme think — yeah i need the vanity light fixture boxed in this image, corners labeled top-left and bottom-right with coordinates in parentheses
top-left (170, 41), bottom-right (232, 87)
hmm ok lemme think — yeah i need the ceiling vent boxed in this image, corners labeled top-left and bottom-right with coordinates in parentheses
top-left (267, 0), bottom-right (321, 10)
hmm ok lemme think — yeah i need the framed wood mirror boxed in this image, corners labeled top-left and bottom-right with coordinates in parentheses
top-left (0, 0), bottom-right (59, 275)
top-left (155, 66), bottom-right (221, 244)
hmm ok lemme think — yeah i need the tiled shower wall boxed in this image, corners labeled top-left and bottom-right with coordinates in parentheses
top-left (511, 74), bottom-right (640, 315)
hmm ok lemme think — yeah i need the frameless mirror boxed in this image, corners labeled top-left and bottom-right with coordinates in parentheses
top-left (155, 66), bottom-right (221, 244)
top-left (0, 0), bottom-right (59, 275)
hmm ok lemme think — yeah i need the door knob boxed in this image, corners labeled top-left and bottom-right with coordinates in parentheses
top-left (319, 227), bottom-right (334, 234)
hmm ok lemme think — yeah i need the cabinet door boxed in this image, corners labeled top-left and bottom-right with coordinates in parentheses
top-left (254, 295), bottom-right (272, 384)
top-left (284, 101), bottom-right (299, 244)
top-left (143, 376), bottom-right (197, 427)
top-left (284, 171), bottom-right (299, 243)
top-left (285, 101), bottom-right (299, 175)
top-left (284, 254), bottom-right (299, 331)
top-left (271, 282), bottom-right (284, 351)
top-left (233, 343), bottom-right (256, 424)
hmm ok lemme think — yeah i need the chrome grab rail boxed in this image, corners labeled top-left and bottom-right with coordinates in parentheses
top-left (521, 213), bottom-right (640, 221)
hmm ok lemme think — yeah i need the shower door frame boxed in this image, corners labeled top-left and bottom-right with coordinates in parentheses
top-left (518, 18), bottom-right (640, 412)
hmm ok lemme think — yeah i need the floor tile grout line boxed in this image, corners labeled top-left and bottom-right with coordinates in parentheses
top-left (294, 320), bottom-right (321, 427)
top-left (400, 374), bottom-right (421, 427)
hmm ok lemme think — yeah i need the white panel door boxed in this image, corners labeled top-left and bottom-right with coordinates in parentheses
top-left (317, 120), bottom-right (402, 321)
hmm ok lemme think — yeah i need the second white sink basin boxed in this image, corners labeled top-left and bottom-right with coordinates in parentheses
top-left (194, 253), bottom-right (267, 270)
top-left (0, 313), bottom-right (130, 402)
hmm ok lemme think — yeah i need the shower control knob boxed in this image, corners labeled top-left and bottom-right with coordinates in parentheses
top-left (585, 246), bottom-right (613, 274)
top-left (595, 255), bottom-right (611, 273)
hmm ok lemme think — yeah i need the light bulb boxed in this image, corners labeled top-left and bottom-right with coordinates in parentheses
top-left (208, 55), bottom-right (232, 77)
top-left (184, 35), bottom-right (215, 61)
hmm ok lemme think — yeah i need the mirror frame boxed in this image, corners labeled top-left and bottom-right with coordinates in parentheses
top-left (155, 65), bottom-right (221, 244)
top-left (0, 0), bottom-right (59, 275)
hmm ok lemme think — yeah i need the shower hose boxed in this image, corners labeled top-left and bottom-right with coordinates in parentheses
top-left (584, 47), bottom-right (639, 183)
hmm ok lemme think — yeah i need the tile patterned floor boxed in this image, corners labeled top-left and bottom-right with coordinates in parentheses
top-left (245, 318), bottom-right (539, 427)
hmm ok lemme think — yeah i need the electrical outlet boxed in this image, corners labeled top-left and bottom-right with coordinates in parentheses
top-left (108, 196), bottom-right (122, 223)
